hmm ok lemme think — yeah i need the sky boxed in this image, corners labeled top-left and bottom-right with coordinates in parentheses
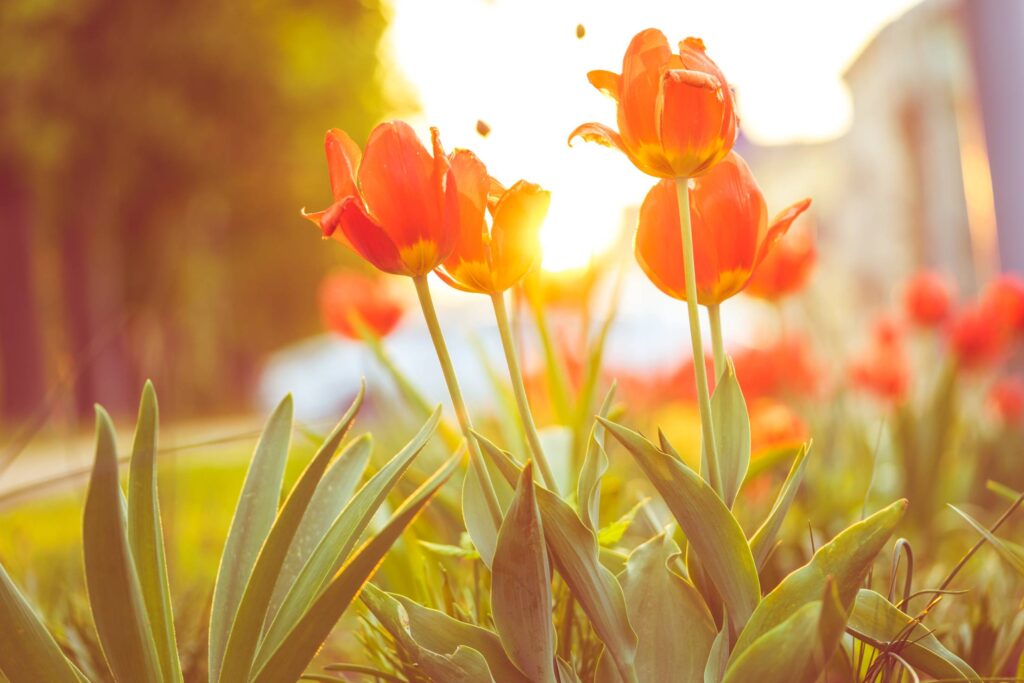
top-left (384, 0), bottom-right (923, 271)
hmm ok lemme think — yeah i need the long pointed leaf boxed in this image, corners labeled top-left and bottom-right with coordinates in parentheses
top-left (712, 360), bottom-right (749, 508)
top-left (475, 433), bottom-right (638, 682)
top-left (218, 386), bottom-right (364, 682)
top-left (209, 395), bottom-right (294, 683)
top-left (749, 444), bottom-right (810, 570)
top-left (0, 563), bottom-right (83, 683)
top-left (492, 462), bottom-right (557, 683)
top-left (949, 504), bottom-right (1024, 576)
top-left (84, 407), bottom-right (163, 682)
top-left (251, 452), bottom-right (460, 683)
top-left (730, 500), bottom-right (906, 663)
top-left (577, 384), bottom-right (616, 531)
top-left (256, 407), bottom-right (441, 666)
top-left (600, 418), bottom-right (760, 640)
top-left (126, 381), bottom-right (181, 682)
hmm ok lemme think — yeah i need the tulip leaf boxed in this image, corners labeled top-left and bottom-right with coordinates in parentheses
top-left (847, 589), bottom-right (980, 682)
top-left (266, 433), bottom-right (373, 623)
top-left (748, 444), bottom-right (810, 570)
top-left (721, 578), bottom-right (847, 683)
top-left (703, 625), bottom-right (730, 683)
top-left (948, 504), bottom-right (1024, 576)
top-left (492, 462), bottom-right (558, 683)
top-left (712, 360), bottom-right (749, 508)
top-left (600, 418), bottom-right (760, 640)
top-left (0, 563), bottom-right (84, 683)
top-left (251, 451), bottom-right (459, 683)
top-left (209, 394), bottom-right (294, 683)
top-left (597, 499), bottom-right (648, 548)
top-left (218, 386), bottom-right (364, 683)
top-left (475, 433), bottom-right (639, 682)
top-left (362, 584), bottom-right (524, 683)
top-left (257, 406), bottom-right (441, 668)
top-left (578, 384), bottom-right (616, 531)
top-left (462, 455), bottom-right (501, 568)
top-left (598, 532), bottom-right (715, 683)
top-left (83, 407), bottom-right (163, 683)
top-left (730, 499), bottom-right (907, 663)
top-left (125, 381), bottom-right (182, 683)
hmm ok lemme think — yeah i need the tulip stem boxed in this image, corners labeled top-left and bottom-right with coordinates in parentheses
top-left (412, 275), bottom-right (503, 527)
top-left (492, 291), bottom-right (560, 493)
top-left (707, 303), bottom-right (726, 381)
top-left (675, 178), bottom-right (722, 497)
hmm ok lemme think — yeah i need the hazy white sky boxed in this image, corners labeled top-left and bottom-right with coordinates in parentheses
top-left (384, 0), bottom-right (922, 270)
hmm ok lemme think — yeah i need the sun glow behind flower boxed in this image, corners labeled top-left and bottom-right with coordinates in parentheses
top-left (385, 0), bottom-right (920, 273)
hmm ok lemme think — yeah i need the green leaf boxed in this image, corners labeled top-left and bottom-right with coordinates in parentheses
top-left (597, 499), bottom-right (647, 548)
top-left (599, 532), bottom-right (715, 683)
top-left (748, 444), bottom-right (810, 570)
top-left (256, 407), bottom-right (441, 668)
top-left (362, 584), bottom-right (522, 683)
top-left (462, 455), bottom-right (500, 568)
top-left (418, 540), bottom-right (480, 560)
top-left (730, 499), bottom-right (906, 663)
top-left (250, 453), bottom-right (460, 683)
top-left (847, 589), bottom-right (980, 682)
top-left (209, 394), bottom-right (294, 683)
top-left (267, 433), bottom-right (373, 624)
top-left (600, 418), bottom-right (760, 641)
top-left (475, 433), bottom-right (638, 682)
top-left (218, 387), bottom-right (364, 682)
top-left (949, 504), bottom-right (1024, 576)
top-left (712, 360), bottom-right (750, 508)
top-left (126, 382), bottom-right (182, 683)
top-left (0, 563), bottom-right (83, 683)
top-left (703, 626), bottom-right (729, 683)
top-left (83, 407), bottom-right (163, 683)
top-left (721, 578), bottom-right (848, 683)
top-left (492, 462), bottom-right (558, 683)
top-left (577, 384), bottom-right (616, 531)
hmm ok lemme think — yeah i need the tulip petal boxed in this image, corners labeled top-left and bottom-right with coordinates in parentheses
top-left (337, 197), bottom-right (409, 276)
top-left (568, 122), bottom-right (626, 150)
top-left (490, 181), bottom-right (550, 291)
top-left (635, 179), bottom-right (687, 301)
top-left (754, 199), bottom-right (812, 271)
top-left (325, 129), bottom-right (362, 201)
top-left (658, 68), bottom-right (733, 178)
top-left (358, 121), bottom-right (443, 257)
top-left (446, 149), bottom-right (490, 267)
top-left (587, 70), bottom-right (620, 101)
top-left (302, 200), bottom-right (352, 247)
top-left (619, 29), bottom-right (673, 159)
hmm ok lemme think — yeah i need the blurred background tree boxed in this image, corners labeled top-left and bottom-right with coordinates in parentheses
top-left (0, 0), bottom-right (409, 422)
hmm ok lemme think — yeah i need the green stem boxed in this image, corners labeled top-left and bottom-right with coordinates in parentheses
top-left (492, 292), bottom-right (560, 493)
top-left (675, 177), bottom-right (722, 496)
top-left (413, 275), bottom-right (503, 527)
top-left (708, 303), bottom-right (726, 381)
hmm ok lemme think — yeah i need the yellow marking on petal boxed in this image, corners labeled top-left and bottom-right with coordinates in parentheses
top-left (451, 260), bottom-right (497, 294)
top-left (399, 239), bottom-right (441, 277)
top-left (708, 268), bottom-right (751, 304)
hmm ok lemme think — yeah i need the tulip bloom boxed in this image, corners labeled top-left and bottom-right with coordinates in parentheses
top-left (303, 122), bottom-right (456, 277)
top-left (634, 152), bottom-right (811, 305)
top-left (319, 271), bottom-right (405, 340)
top-left (436, 150), bottom-right (550, 294)
top-left (749, 399), bottom-right (809, 457)
top-left (903, 271), bottom-right (954, 328)
top-left (981, 274), bottom-right (1024, 339)
top-left (948, 304), bottom-right (1006, 370)
top-left (744, 224), bottom-right (816, 301)
top-left (848, 316), bottom-right (910, 403)
top-left (570, 30), bottom-right (738, 179)
top-left (989, 377), bottom-right (1024, 424)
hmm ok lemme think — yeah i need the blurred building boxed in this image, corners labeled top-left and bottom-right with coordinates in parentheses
top-left (746, 0), bottom-right (1017, 313)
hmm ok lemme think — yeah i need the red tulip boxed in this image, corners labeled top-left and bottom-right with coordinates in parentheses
top-left (989, 376), bottom-right (1024, 424)
top-left (744, 223), bottom-right (817, 301)
top-left (948, 303), bottom-right (1006, 370)
top-left (435, 150), bottom-right (550, 294)
top-left (570, 30), bottom-right (738, 179)
top-left (848, 316), bottom-right (910, 403)
top-left (303, 122), bottom-right (457, 276)
top-left (980, 274), bottom-right (1024, 339)
top-left (634, 151), bottom-right (811, 305)
top-left (903, 271), bottom-right (954, 328)
top-left (319, 271), bottom-right (405, 340)
top-left (749, 399), bottom-right (809, 457)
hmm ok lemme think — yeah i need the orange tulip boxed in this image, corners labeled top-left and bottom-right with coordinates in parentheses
top-left (303, 122), bottom-right (457, 277)
top-left (319, 271), bottom-right (405, 340)
top-left (748, 399), bottom-right (809, 457)
top-left (570, 30), bottom-right (738, 179)
top-left (744, 222), bottom-right (816, 301)
top-left (435, 150), bottom-right (551, 294)
top-left (634, 151), bottom-right (810, 305)
top-left (903, 271), bottom-right (954, 328)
